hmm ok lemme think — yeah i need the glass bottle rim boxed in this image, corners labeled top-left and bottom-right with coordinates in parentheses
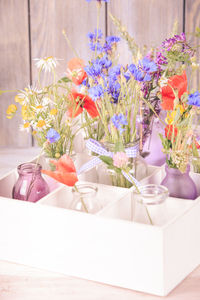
top-left (17, 162), bottom-right (42, 175)
top-left (72, 183), bottom-right (98, 196)
top-left (103, 138), bottom-right (139, 147)
top-left (133, 184), bottom-right (169, 205)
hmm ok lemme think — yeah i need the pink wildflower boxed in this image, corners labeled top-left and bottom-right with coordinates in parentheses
top-left (113, 152), bottom-right (128, 168)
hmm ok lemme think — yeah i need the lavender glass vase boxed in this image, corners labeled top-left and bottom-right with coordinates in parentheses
top-left (161, 164), bottom-right (197, 200)
top-left (12, 163), bottom-right (49, 202)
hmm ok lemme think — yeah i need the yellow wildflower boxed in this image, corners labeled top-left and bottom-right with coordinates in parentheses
top-left (21, 105), bottom-right (35, 120)
top-left (32, 130), bottom-right (37, 135)
top-left (15, 95), bottom-right (24, 105)
top-left (37, 120), bottom-right (46, 128)
top-left (6, 104), bottom-right (17, 119)
top-left (36, 105), bottom-right (43, 110)
top-left (50, 108), bottom-right (58, 115)
top-left (165, 105), bottom-right (185, 125)
top-left (55, 153), bottom-right (61, 158)
top-left (24, 122), bottom-right (30, 128)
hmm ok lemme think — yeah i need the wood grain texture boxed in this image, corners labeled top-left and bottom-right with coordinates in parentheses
top-left (0, 0), bottom-right (31, 147)
top-left (30, 0), bottom-right (106, 83)
top-left (107, 0), bottom-right (184, 64)
top-left (0, 260), bottom-right (200, 300)
top-left (185, 0), bottom-right (200, 90)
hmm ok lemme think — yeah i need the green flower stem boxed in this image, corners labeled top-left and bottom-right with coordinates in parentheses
top-left (74, 184), bottom-right (89, 213)
top-left (145, 205), bottom-right (153, 225)
top-left (62, 30), bottom-right (80, 58)
top-left (95, 2), bottom-right (100, 59)
top-left (123, 170), bottom-right (154, 225)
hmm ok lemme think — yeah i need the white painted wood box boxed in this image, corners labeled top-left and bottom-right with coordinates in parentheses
top-left (0, 164), bottom-right (200, 296)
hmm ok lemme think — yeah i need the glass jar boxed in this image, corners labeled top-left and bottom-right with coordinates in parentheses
top-left (132, 184), bottom-right (169, 226)
top-left (70, 184), bottom-right (101, 214)
top-left (101, 140), bottom-right (148, 188)
top-left (44, 150), bottom-right (77, 171)
top-left (12, 163), bottom-right (50, 202)
top-left (190, 156), bottom-right (200, 174)
top-left (161, 164), bottom-right (197, 200)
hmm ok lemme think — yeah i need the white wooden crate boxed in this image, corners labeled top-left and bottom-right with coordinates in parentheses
top-left (0, 164), bottom-right (199, 296)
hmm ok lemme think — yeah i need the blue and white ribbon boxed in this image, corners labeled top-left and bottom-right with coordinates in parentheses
top-left (77, 138), bottom-right (140, 187)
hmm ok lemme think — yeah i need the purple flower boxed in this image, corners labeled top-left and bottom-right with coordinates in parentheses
top-left (46, 128), bottom-right (60, 143)
top-left (188, 91), bottom-right (200, 107)
top-left (162, 33), bottom-right (186, 51)
top-left (111, 113), bottom-right (128, 133)
top-left (88, 85), bottom-right (104, 101)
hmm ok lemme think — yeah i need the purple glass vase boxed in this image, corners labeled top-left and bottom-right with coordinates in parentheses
top-left (161, 164), bottom-right (197, 200)
top-left (12, 163), bottom-right (50, 202)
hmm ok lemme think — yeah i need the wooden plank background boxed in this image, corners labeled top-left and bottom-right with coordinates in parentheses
top-left (0, 0), bottom-right (200, 147)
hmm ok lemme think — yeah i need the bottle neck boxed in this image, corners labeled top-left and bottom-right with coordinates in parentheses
top-left (17, 163), bottom-right (42, 176)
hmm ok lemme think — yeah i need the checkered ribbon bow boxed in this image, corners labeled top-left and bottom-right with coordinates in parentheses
top-left (77, 138), bottom-right (140, 187)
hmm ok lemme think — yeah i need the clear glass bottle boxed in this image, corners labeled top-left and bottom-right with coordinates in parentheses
top-left (70, 183), bottom-right (101, 214)
top-left (12, 163), bottom-right (49, 202)
top-left (132, 184), bottom-right (169, 226)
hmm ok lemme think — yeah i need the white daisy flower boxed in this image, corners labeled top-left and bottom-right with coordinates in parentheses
top-left (34, 56), bottom-right (61, 72)
top-left (19, 122), bottom-right (31, 133)
top-left (33, 117), bottom-right (51, 131)
top-left (42, 97), bottom-right (52, 106)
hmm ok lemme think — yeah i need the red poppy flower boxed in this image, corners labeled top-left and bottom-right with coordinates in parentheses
top-left (42, 154), bottom-right (78, 186)
top-left (165, 124), bottom-right (178, 141)
top-left (67, 90), bottom-right (99, 118)
top-left (161, 71), bottom-right (187, 110)
top-left (67, 57), bottom-right (87, 85)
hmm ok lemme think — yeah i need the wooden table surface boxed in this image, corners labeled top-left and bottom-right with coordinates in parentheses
top-left (0, 148), bottom-right (200, 300)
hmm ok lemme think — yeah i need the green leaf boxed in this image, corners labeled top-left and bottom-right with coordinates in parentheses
top-left (99, 155), bottom-right (113, 166)
top-left (58, 77), bottom-right (71, 83)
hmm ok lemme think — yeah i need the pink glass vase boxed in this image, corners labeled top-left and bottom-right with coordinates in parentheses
top-left (12, 163), bottom-right (49, 202)
top-left (161, 164), bottom-right (197, 200)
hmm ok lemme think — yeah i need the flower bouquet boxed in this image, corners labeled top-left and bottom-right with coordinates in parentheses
top-left (158, 70), bottom-right (200, 199)
top-left (6, 56), bottom-right (83, 169)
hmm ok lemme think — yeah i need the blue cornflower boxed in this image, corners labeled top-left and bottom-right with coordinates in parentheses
top-left (188, 91), bottom-right (200, 107)
top-left (85, 63), bottom-right (102, 78)
top-left (129, 64), bottom-right (144, 82)
top-left (87, 29), bottom-right (103, 53)
top-left (123, 71), bottom-right (131, 81)
top-left (107, 79), bottom-right (121, 103)
top-left (87, 29), bottom-right (103, 41)
top-left (140, 57), bottom-right (158, 73)
top-left (89, 41), bottom-right (103, 53)
top-left (108, 65), bottom-right (121, 81)
top-left (111, 113), bottom-right (128, 133)
top-left (138, 57), bottom-right (158, 81)
top-left (46, 128), bottom-right (60, 143)
top-left (99, 55), bottom-right (112, 69)
top-left (106, 35), bottom-right (120, 44)
top-left (103, 35), bottom-right (120, 53)
top-left (88, 85), bottom-right (104, 101)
